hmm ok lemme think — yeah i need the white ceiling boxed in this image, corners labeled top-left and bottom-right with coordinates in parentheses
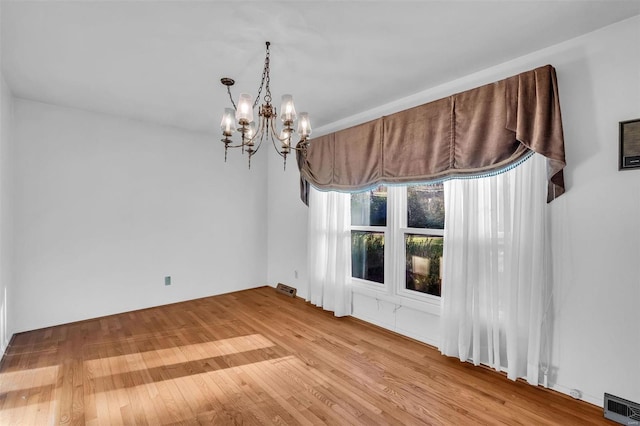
top-left (2, 1), bottom-right (639, 135)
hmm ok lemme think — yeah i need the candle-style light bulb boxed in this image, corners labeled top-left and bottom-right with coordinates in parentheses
top-left (236, 93), bottom-right (253, 124)
top-left (246, 121), bottom-right (256, 140)
top-left (280, 128), bottom-right (291, 148)
top-left (280, 94), bottom-right (297, 124)
top-left (297, 112), bottom-right (311, 138)
top-left (220, 108), bottom-right (235, 136)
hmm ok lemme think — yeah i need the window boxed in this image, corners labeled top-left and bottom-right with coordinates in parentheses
top-left (403, 185), bottom-right (444, 297)
top-left (351, 184), bottom-right (445, 300)
top-left (351, 186), bottom-right (387, 284)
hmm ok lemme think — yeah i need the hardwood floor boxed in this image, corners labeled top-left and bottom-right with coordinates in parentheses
top-left (0, 286), bottom-right (610, 425)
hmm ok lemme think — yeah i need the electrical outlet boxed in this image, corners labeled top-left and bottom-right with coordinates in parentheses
top-left (165, 276), bottom-right (171, 286)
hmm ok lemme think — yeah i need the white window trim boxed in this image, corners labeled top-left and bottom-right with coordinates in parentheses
top-left (351, 284), bottom-right (442, 316)
top-left (351, 185), bottom-right (444, 315)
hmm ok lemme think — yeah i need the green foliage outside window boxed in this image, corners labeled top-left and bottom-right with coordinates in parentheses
top-left (407, 185), bottom-right (445, 229)
top-left (351, 231), bottom-right (384, 284)
top-left (351, 186), bottom-right (387, 226)
top-left (350, 184), bottom-right (445, 297)
top-left (405, 235), bottom-right (443, 296)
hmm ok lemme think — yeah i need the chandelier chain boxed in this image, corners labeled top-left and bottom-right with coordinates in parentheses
top-left (264, 47), bottom-right (271, 105)
top-left (254, 42), bottom-right (272, 108)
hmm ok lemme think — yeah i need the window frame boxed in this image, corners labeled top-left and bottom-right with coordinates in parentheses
top-left (350, 226), bottom-right (387, 289)
top-left (350, 185), bottom-right (389, 289)
top-left (350, 185), bottom-right (444, 310)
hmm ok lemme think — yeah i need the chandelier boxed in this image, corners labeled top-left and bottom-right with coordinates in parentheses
top-left (220, 41), bottom-right (312, 169)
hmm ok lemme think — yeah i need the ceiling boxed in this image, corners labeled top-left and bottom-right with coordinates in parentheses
top-left (2, 1), bottom-right (639, 135)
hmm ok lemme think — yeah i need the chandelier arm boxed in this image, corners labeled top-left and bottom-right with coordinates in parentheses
top-left (242, 132), bottom-right (260, 147)
top-left (268, 119), bottom-right (282, 141)
top-left (223, 141), bottom-right (247, 149)
top-left (289, 140), bottom-right (309, 152)
top-left (250, 124), bottom-right (268, 157)
top-left (267, 120), bottom-right (295, 144)
top-left (275, 131), bottom-right (290, 144)
top-left (247, 116), bottom-right (268, 155)
top-left (236, 119), bottom-right (264, 148)
top-left (255, 116), bottom-right (269, 151)
top-left (266, 117), bottom-right (290, 157)
top-left (270, 133), bottom-right (287, 158)
top-left (253, 137), bottom-right (264, 156)
top-left (258, 118), bottom-right (284, 159)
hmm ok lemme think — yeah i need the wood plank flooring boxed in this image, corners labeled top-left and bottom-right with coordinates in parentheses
top-left (0, 286), bottom-right (610, 425)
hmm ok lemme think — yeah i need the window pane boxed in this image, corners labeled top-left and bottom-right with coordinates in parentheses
top-left (351, 186), bottom-right (387, 226)
top-left (351, 231), bottom-right (384, 283)
top-left (407, 184), bottom-right (444, 229)
top-left (405, 234), bottom-right (443, 296)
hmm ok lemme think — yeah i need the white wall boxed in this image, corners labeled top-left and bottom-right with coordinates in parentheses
top-left (13, 100), bottom-right (268, 332)
top-left (544, 17), bottom-right (640, 408)
top-left (266, 16), bottom-right (640, 407)
top-left (0, 72), bottom-right (15, 354)
top-left (266, 151), bottom-right (308, 298)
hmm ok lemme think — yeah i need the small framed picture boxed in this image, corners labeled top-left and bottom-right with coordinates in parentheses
top-left (619, 118), bottom-right (640, 170)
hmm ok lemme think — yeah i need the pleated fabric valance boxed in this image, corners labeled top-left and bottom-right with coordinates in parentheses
top-left (297, 64), bottom-right (565, 204)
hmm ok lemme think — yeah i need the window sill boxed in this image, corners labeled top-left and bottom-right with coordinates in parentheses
top-left (351, 282), bottom-right (441, 316)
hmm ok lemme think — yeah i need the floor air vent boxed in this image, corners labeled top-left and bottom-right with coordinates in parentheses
top-left (276, 283), bottom-right (297, 298)
top-left (605, 393), bottom-right (640, 425)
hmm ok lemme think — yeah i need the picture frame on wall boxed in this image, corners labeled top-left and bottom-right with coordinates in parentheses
top-left (619, 118), bottom-right (640, 170)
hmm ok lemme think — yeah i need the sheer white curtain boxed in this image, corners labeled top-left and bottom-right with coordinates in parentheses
top-left (307, 187), bottom-right (352, 317)
top-left (439, 153), bottom-right (550, 385)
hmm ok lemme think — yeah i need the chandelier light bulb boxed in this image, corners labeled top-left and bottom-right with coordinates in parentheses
top-left (236, 93), bottom-right (254, 124)
top-left (280, 94), bottom-right (297, 123)
top-left (220, 108), bottom-right (235, 136)
top-left (246, 121), bottom-right (257, 140)
top-left (280, 128), bottom-right (292, 147)
top-left (298, 112), bottom-right (312, 138)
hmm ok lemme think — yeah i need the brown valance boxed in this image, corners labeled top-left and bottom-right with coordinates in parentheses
top-left (297, 64), bottom-right (565, 204)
